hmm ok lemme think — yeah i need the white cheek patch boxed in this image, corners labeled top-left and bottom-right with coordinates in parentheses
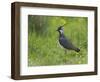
top-left (59, 30), bottom-right (63, 34)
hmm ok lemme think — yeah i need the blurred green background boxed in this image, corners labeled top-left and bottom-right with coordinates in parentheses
top-left (28, 15), bottom-right (88, 66)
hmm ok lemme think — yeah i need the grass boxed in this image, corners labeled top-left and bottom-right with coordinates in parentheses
top-left (28, 15), bottom-right (88, 66)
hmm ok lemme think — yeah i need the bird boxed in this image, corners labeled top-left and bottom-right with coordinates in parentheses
top-left (57, 25), bottom-right (80, 52)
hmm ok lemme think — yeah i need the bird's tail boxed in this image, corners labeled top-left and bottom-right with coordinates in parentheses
top-left (75, 48), bottom-right (80, 52)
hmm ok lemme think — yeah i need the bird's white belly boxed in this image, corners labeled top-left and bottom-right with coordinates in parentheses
top-left (57, 40), bottom-right (64, 49)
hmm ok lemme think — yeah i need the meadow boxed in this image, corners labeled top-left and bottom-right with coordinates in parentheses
top-left (28, 15), bottom-right (88, 66)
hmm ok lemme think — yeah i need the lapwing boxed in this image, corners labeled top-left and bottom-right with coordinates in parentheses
top-left (57, 25), bottom-right (80, 52)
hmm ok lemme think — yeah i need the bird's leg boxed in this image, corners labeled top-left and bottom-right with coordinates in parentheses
top-left (64, 49), bottom-right (67, 54)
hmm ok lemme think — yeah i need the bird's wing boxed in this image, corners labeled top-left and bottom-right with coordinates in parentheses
top-left (59, 36), bottom-right (75, 50)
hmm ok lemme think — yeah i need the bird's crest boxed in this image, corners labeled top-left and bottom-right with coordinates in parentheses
top-left (57, 23), bottom-right (66, 31)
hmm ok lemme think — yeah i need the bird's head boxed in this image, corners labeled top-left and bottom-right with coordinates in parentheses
top-left (57, 26), bottom-right (64, 34)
